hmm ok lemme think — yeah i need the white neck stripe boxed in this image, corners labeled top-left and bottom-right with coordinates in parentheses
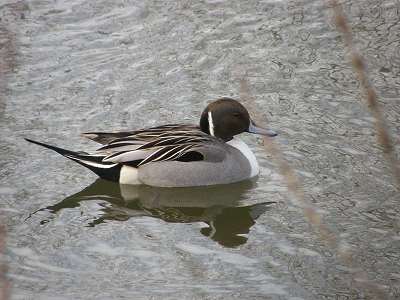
top-left (227, 137), bottom-right (259, 177)
top-left (208, 111), bottom-right (215, 136)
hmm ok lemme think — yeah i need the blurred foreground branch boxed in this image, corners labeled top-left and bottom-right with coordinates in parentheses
top-left (239, 79), bottom-right (335, 248)
top-left (330, 0), bottom-right (400, 189)
top-left (0, 224), bottom-right (10, 300)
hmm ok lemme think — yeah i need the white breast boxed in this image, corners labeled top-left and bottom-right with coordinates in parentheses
top-left (120, 165), bottom-right (141, 185)
top-left (227, 137), bottom-right (259, 177)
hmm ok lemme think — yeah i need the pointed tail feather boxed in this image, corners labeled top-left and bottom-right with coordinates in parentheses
top-left (25, 138), bottom-right (122, 182)
top-left (25, 138), bottom-right (85, 157)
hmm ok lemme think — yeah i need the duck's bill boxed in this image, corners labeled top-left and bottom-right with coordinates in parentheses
top-left (247, 120), bottom-right (278, 137)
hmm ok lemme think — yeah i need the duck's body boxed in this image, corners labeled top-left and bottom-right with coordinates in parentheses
top-left (26, 98), bottom-right (277, 187)
top-left (121, 136), bottom-right (259, 187)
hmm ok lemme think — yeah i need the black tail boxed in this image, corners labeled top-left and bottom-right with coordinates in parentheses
top-left (25, 138), bottom-right (122, 182)
top-left (25, 138), bottom-right (83, 157)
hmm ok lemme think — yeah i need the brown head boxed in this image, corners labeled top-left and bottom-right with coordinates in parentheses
top-left (200, 97), bottom-right (277, 141)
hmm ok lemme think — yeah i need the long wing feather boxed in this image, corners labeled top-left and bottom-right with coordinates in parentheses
top-left (83, 124), bottom-right (221, 166)
top-left (103, 149), bottom-right (156, 163)
top-left (137, 144), bottom-right (198, 166)
top-left (82, 124), bottom-right (199, 144)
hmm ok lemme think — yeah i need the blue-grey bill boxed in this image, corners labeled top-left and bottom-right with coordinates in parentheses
top-left (247, 121), bottom-right (278, 137)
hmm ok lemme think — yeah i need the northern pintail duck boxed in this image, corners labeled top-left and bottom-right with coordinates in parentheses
top-left (26, 98), bottom-right (277, 187)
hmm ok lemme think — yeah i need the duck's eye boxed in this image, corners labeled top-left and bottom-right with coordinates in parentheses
top-left (233, 112), bottom-right (241, 117)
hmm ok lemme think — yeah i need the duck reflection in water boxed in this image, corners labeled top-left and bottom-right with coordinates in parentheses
top-left (35, 179), bottom-right (275, 247)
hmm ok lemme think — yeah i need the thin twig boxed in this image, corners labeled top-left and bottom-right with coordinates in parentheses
top-left (330, 0), bottom-right (400, 189)
top-left (0, 223), bottom-right (10, 300)
top-left (240, 78), bottom-right (336, 248)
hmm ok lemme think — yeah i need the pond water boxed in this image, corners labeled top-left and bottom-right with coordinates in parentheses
top-left (1, 0), bottom-right (399, 299)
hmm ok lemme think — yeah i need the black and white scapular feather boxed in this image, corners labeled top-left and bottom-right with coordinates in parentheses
top-left (26, 124), bottom-right (212, 182)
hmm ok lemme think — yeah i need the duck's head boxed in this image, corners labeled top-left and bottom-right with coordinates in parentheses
top-left (200, 97), bottom-right (277, 141)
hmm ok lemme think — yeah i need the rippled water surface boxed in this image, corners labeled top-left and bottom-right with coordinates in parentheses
top-left (1, 0), bottom-right (400, 299)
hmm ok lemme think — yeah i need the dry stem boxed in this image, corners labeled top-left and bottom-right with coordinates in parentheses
top-left (330, 0), bottom-right (400, 189)
top-left (0, 224), bottom-right (10, 300)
